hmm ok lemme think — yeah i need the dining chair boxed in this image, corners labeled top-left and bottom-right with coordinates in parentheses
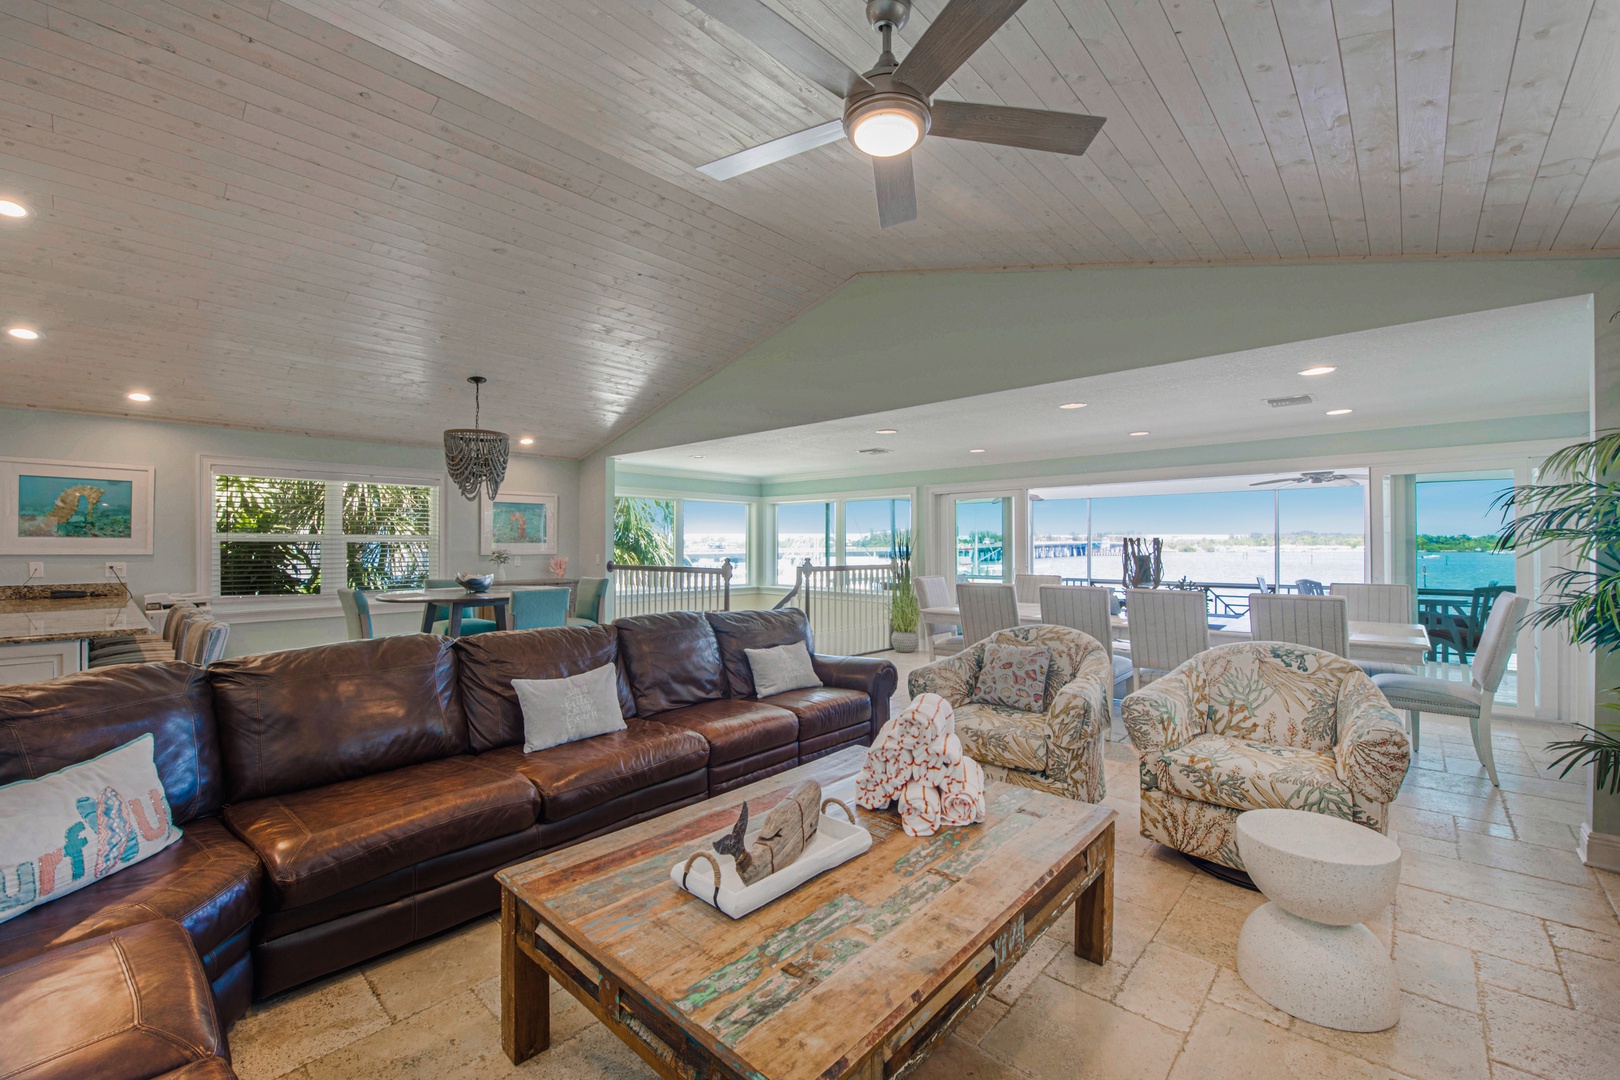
top-left (180, 618), bottom-right (231, 667)
top-left (1330, 582), bottom-right (1414, 623)
top-left (913, 574), bottom-right (965, 656)
top-left (339, 588), bottom-right (374, 640)
top-left (1294, 578), bottom-right (1326, 596)
top-left (511, 587), bottom-right (570, 630)
top-left (1125, 588), bottom-right (1209, 688)
top-left (1014, 573), bottom-right (1061, 604)
top-left (956, 582), bottom-right (1020, 647)
top-left (1373, 593), bottom-right (1529, 784)
top-left (568, 577), bottom-right (608, 625)
top-left (426, 577), bottom-right (499, 636)
top-left (1249, 593), bottom-right (1350, 657)
top-left (1039, 584), bottom-right (1133, 702)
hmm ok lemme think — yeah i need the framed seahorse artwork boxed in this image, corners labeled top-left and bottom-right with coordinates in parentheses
top-left (479, 489), bottom-right (558, 556)
top-left (1, 458), bottom-right (154, 555)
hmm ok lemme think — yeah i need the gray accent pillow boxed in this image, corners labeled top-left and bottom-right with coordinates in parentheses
top-left (514, 664), bottom-right (627, 753)
top-left (745, 641), bottom-right (822, 698)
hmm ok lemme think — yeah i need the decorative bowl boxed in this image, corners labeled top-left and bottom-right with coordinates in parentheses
top-left (454, 572), bottom-right (494, 594)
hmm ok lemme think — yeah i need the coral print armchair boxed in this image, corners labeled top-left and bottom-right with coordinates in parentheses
top-left (907, 624), bottom-right (1112, 802)
top-left (1122, 641), bottom-right (1411, 870)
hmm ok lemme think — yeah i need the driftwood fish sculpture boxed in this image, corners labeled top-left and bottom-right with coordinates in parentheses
top-left (712, 780), bottom-right (821, 885)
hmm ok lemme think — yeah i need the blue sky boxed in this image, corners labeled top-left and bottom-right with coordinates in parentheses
top-left (1416, 479), bottom-right (1512, 536)
top-left (1029, 486), bottom-right (1367, 535)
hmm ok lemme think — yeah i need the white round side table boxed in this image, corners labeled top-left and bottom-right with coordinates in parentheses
top-left (1235, 808), bottom-right (1402, 1032)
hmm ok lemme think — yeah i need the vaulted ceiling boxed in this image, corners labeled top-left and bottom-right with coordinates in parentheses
top-left (2, 0), bottom-right (1620, 456)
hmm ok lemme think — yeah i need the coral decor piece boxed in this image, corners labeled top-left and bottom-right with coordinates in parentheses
top-left (855, 693), bottom-right (986, 837)
top-left (549, 556), bottom-right (569, 579)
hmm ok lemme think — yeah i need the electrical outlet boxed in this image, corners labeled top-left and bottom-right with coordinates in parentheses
top-left (105, 561), bottom-right (127, 580)
top-left (27, 561), bottom-right (43, 580)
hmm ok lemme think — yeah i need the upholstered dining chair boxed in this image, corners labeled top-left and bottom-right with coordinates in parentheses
top-left (426, 577), bottom-right (498, 636)
top-left (914, 575), bottom-right (965, 656)
top-left (1373, 593), bottom-right (1529, 784)
top-left (1249, 593), bottom-right (1350, 657)
top-left (179, 618), bottom-right (230, 667)
top-left (1125, 588), bottom-right (1209, 689)
top-left (567, 577), bottom-right (608, 625)
top-left (1123, 642), bottom-right (1410, 870)
top-left (1039, 585), bottom-right (1132, 703)
top-left (1015, 573), bottom-right (1061, 603)
top-left (339, 588), bottom-right (374, 640)
top-left (511, 586), bottom-right (570, 630)
top-left (88, 602), bottom-right (196, 667)
top-left (1330, 582), bottom-right (1414, 623)
top-left (957, 582), bottom-right (1021, 647)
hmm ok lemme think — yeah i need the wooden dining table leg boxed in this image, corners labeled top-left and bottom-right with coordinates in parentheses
top-left (493, 600), bottom-right (508, 631)
top-left (418, 602), bottom-right (435, 634)
top-left (501, 890), bottom-right (549, 1064)
top-left (1075, 822), bottom-right (1114, 965)
top-left (448, 603), bottom-right (463, 637)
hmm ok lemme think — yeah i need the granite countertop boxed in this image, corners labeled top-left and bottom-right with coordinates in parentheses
top-left (0, 590), bottom-right (150, 644)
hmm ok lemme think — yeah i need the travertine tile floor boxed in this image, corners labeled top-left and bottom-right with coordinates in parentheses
top-left (230, 654), bottom-right (1620, 1080)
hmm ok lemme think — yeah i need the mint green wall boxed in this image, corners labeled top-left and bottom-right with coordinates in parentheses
top-left (615, 467), bottom-right (763, 498)
top-left (0, 407), bottom-right (581, 657)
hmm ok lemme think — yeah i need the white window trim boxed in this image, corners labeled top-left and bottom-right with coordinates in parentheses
top-left (612, 491), bottom-right (756, 586)
top-left (764, 491), bottom-right (915, 586)
top-left (197, 454), bottom-right (445, 606)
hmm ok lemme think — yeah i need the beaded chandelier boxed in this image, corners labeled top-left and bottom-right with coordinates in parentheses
top-left (443, 376), bottom-right (509, 501)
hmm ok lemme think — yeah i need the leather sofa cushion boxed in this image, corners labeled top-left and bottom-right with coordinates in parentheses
top-left (706, 609), bottom-right (814, 697)
top-left (650, 699), bottom-right (798, 766)
top-left (166, 1061), bottom-right (239, 1080)
top-left (477, 720), bottom-right (709, 822)
top-left (210, 636), bottom-right (468, 802)
top-left (0, 663), bottom-right (222, 823)
top-left (0, 920), bottom-right (227, 1080)
top-left (761, 686), bottom-right (871, 741)
top-left (454, 624), bottom-right (634, 752)
top-left (223, 756), bottom-right (538, 911)
top-left (615, 611), bottom-right (726, 715)
top-left (0, 818), bottom-right (261, 974)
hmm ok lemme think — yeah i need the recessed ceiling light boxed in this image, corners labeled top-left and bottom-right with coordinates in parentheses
top-left (969, 448), bottom-right (986, 454)
top-left (126, 392), bottom-right (151, 402)
top-left (0, 200), bottom-right (29, 219)
top-left (518, 436), bottom-right (534, 445)
top-left (1299, 365), bottom-right (1336, 376)
top-left (1059, 402), bottom-right (1087, 410)
top-left (1129, 430), bottom-right (1150, 437)
top-left (875, 428), bottom-right (898, 435)
top-left (1326, 408), bottom-right (1353, 416)
top-left (6, 327), bottom-right (39, 340)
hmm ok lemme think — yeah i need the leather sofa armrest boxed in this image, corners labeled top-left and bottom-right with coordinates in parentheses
top-left (812, 654), bottom-right (899, 730)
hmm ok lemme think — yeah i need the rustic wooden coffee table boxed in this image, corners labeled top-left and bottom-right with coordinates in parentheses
top-left (498, 746), bottom-right (1115, 1079)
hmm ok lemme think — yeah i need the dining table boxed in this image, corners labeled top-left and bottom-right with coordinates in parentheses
top-left (916, 601), bottom-right (1431, 666)
top-left (371, 587), bottom-right (511, 636)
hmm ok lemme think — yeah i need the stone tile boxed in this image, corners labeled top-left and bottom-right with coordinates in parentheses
top-left (1510, 815), bottom-right (1581, 851)
top-left (1393, 784), bottom-right (1509, 825)
top-left (1398, 832), bottom-right (1458, 859)
top-left (1490, 1064), bottom-right (1553, 1080)
top-left (1206, 966), bottom-right (1292, 1029)
top-left (362, 918), bottom-right (499, 1022)
top-left (988, 928), bottom-right (1064, 1006)
top-left (1399, 849), bottom-right (1619, 934)
top-left (1168, 1003), bottom-right (1403, 1080)
top-left (1182, 872), bottom-right (1266, 915)
top-left (230, 971), bottom-right (391, 1080)
top-left (1113, 850), bottom-right (1194, 914)
top-left (1501, 790), bottom-right (1589, 827)
top-left (952, 996), bottom-right (1010, 1045)
top-left (1394, 886), bottom-right (1556, 968)
top-left (1456, 816), bottom-right (1517, 840)
top-left (909, 1035), bottom-right (1026, 1080)
top-left (1477, 953), bottom-right (1570, 1007)
top-left (1154, 889), bottom-right (1251, 970)
top-left (1294, 992), bottom-right (1488, 1080)
top-left (1388, 804), bottom-right (1458, 842)
top-left (1114, 942), bottom-right (1216, 1032)
top-left (1047, 897), bottom-right (1164, 1000)
top-left (1494, 770), bottom-right (1588, 803)
top-left (1394, 933), bottom-right (1478, 1012)
top-left (1559, 948), bottom-right (1620, 1022)
top-left (1547, 921), bottom-right (1620, 962)
top-left (1483, 985), bottom-right (1620, 1080)
top-left (471, 975), bottom-right (597, 1045)
top-left (1405, 768), bottom-right (1501, 800)
top-left (979, 974), bottom-right (1181, 1080)
top-left (1455, 830), bottom-right (1597, 888)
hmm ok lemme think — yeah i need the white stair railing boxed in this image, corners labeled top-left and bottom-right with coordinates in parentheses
top-left (606, 559), bottom-right (732, 619)
top-left (776, 560), bottom-right (896, 656)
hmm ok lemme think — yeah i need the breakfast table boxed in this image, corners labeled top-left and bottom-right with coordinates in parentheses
top-left (371, 587), bottom-right (512, 635)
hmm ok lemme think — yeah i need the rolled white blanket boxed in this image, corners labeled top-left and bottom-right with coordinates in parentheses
top-left (856, 693), bottom-right (987, 837)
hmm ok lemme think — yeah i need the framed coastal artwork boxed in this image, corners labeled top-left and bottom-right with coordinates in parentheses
top-left (480, 490), bottom-right (558, 555)
top-left (0, 458), bottom-right (155, 555)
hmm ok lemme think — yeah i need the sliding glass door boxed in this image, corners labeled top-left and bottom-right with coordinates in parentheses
top-left (953, 496), bottom-right (1013, 582)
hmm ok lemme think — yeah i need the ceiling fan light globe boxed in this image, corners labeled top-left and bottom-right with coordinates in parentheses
top-left (851, 110), bottom-right (921, 156)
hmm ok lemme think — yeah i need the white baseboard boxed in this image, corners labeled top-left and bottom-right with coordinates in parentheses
top-left (1577, 824), bottom-right (1620, 873)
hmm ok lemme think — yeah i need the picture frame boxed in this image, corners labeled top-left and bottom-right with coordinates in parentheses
top-left (480, 490), bottom-right (558, 555)
top-left (1, 457), bottom-right (155, 555)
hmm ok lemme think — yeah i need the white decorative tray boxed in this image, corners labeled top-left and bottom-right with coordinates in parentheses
top-left (670, 811), bottom-right (872, 919)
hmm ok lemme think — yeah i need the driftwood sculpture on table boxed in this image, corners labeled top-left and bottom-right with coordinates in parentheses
top-left (712, 780), bottom-right (822, 885)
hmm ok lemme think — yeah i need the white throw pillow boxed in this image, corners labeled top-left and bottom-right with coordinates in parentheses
top-left (746, 641), bottom-right (822, 697)
top-left (514, 664), bottom-right (627, 753)
top-left (0, 733), bottom-right (182, 925)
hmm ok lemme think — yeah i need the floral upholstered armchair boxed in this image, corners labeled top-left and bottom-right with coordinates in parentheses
top-left (907, 624), bottom-right (1112, 802)
top-left (1122, 641), bottom-right (1411, 869)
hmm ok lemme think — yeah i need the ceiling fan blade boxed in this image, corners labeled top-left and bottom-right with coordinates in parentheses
top-left (893, 0), bottom-right (1031, 98)
top-left (1249, 478), bottom-right (1301, 487)
top-left (697, 119), bottom-right (845, 180)
top-left (873, 153), bottom-right (917, 228)
top-left (686, 0), bottom-right (869, 98)
top-left (930, 100), bottom-right (1105, 156)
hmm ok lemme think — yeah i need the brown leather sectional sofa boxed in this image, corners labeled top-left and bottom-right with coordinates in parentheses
top-left (0, 608), bottom-right (895, 1080)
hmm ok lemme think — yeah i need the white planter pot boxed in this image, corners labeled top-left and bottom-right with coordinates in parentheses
top-left (890, 631), bottom-right (919, 653)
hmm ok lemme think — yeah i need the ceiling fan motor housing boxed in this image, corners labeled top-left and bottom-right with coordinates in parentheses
top-left (843, 76), bottom-right (932, 146)
top-left (866, 0), bottom-right (911, 31)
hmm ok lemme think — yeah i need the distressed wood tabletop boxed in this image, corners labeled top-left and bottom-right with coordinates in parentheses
top-left (499, 746), bottom-right (1115, 1080)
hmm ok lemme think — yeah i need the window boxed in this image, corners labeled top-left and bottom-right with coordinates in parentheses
top-left (209, 465), bottom-right (439, 597)
top-left (775, 502), bottom-right (833, 584)
top-left (1278, 486), bottom-right (1365, 588)
top-left (844, 498), bottom-right (911, 565)
top-left (1031, 498), bottom-right (1089, 580)
top-left (955, 497), bottom-right (1010, 581)
top-left (682, 500), bottom-right (748, 578)
top-left (1091, 490), bottom-right (1276, 587)
top-left (613, 497), bottom-right (676, 565)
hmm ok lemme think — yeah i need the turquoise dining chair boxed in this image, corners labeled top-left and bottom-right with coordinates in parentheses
top-left (339, 588), bottom-right (374, 640)
top-left (426, 576), bottom-right (498, 636)
top-left (567, 577), bottom-right (608, 626)
top-left (511, 587), bottom-right (570, 630)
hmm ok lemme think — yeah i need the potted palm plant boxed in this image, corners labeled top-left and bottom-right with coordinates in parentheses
top-left (890, 537), bottom-right (920, 654)
top-left (1494, 432), bottom-right (1620, 792)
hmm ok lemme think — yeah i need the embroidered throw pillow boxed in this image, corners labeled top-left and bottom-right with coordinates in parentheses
top-left (971, 643), bottom-right (1053, 712)
top-left (514, 663), bottom-right (627, 754)
top-left (0, 733), bottom-right (181, 926)
top-left (745, 641), bottom-right (822, 697)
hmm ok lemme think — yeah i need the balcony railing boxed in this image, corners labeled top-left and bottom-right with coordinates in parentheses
top-left (775, 559), bottom-right (896, 656)
top-left (606, 559), bottom-right (732, 620)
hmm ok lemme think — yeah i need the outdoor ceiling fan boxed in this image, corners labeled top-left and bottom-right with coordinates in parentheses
top-left (1250, 472), bottom-right (1362, 488)
top-left (691, 0), bottom-right (1107, 227)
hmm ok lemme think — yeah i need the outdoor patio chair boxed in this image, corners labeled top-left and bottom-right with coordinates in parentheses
top-left (1294, 578), bottom-right (1326, 595)
top-left (1374, 593), bottom-right (1529, 784)
top-left (914, 574), bottom-right (965, 656)
top-left (1039, 584), bottom-right (1133, 701)
top-left (1249, 593), bottom-right (1350, 657)
top-left (1125, 588), bottom-right (1209, 686)
top-left (957, 582), bottom-right (1021, 646)
top-left (1015, 573), bottom-right (1061, 603)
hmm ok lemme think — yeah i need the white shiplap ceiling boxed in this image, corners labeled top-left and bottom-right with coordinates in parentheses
top-left (1, 1), bottom-right (1619, 455)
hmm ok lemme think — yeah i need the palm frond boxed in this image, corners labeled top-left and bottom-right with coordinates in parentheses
top-left (1543, 723), bottom-right (1620, 793)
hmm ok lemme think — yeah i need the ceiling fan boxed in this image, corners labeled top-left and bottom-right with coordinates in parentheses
top-left (690, 0), bottom-right (1107, 227)
top-left (1250, 472), bottom-right (1362, 488)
